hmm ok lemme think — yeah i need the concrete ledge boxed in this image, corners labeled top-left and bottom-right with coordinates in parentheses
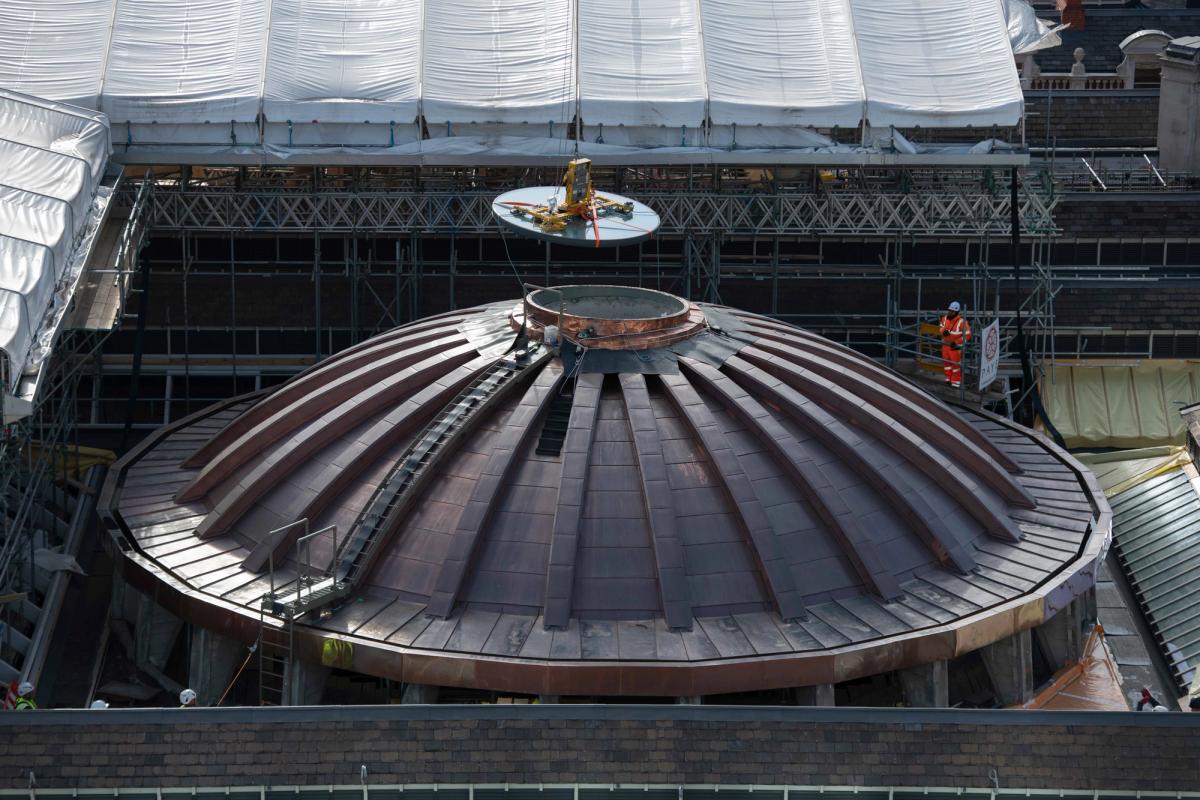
top-left (5, 703), bottom-right (1200, 728)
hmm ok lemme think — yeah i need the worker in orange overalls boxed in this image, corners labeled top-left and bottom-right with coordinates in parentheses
top-left (939, 301), bottom-right (971, 388)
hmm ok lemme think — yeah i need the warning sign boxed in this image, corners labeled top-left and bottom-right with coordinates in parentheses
top-left (979, 319), bottom-right (1001, 392)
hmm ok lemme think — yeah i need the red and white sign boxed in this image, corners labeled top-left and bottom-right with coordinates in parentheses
top-left (979, 319), bottom-right (1001, 391)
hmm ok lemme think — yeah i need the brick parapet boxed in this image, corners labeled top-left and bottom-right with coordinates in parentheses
top-left (1, 706), bottom-right (1198, 792)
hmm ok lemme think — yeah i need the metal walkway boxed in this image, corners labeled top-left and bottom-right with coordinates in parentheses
top-left (260, 342), bottom-right (546, 621)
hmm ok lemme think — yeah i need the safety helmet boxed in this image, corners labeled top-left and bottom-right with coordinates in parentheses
top-left (948, 301), bottom-right (962, 312)
top-left (17, 682), bottom-right (33, 697)
top-left (90, 700), bottom-right (110, 710)
top-left (179, 688), bottom-right (197, 706)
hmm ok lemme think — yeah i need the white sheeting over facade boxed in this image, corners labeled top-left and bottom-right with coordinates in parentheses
top-left (0, 0), bottom-right (1024, 151)
top-left (103, 0), bottom-right (268, 124)
top-left (701, 0), bottom-right (864, 130)
top-left (851, 0), bottom-right (1023, 128)
top-left (579, 0), bottom-right (707, 127)
top-left (0, 90), bottom-right (110, 392)
top-left (264, 0), bottom-right (420, 124)
top-left (425, 0), bottom-right (574, 125)
top-left (0, 0), bottom-right (110, 108)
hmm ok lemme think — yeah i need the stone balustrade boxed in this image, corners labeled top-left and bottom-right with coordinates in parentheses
top-left (1020, 30), bottom-right (1176, 91)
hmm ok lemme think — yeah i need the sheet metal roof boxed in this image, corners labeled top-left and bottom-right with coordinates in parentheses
top-left (100, 300), bottom-right (1108, 696)
top-left (1109, 466), bottom-right (1200, 694)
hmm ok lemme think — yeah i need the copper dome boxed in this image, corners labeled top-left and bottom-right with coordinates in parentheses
top-left (101, 287), bottom-right (1108, 696)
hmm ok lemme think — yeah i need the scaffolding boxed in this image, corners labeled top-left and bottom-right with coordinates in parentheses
top-left (76, 165), bottom-right (1070, 439)
top-left (881, 237), bottom-right (1058, 416)
top-left (0, 176), bottom-right (150, 684)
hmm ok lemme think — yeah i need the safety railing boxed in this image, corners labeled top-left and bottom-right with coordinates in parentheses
top-left (1050, 328), bottom-right (1200, 361)
top-left (262, 520), bottom-right (342, 619)
top-left (1043, 155), bottom-right (1198, 193)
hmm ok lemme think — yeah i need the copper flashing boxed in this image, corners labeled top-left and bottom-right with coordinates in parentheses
top-left (735, 314), bottom-right (1022, 474)
top-left (183, 321), bottom-right (466, 469)
top-left (516, 285), bottom-right (708, 351)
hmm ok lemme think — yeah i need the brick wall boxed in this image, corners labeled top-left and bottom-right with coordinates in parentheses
top-left (2, 707), bottom-right (1199, 791)
top-left (1056, 286), bottom-right (1200, 328)
top-left (1055, 197), bottom-right (1200, 239)
top-left (1024, 92), bottom-right (1160, 147)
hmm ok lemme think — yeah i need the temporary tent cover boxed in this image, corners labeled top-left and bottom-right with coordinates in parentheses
top-left (0, 89), bottom-right (111, 393)
top-left (0, 0), bottom-right (1025, 156)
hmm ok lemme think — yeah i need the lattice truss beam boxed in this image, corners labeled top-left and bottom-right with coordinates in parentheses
top-left (149, 190), bottom-right (1057, 237)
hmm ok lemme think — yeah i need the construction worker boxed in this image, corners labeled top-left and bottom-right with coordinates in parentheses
top-left (179, 688), bottom-right (197, 708)
top-left (11, 682), bottom-right (36, 710)
top-left (939, 301), bottom-right (972, 388)
top-left (1136, 687), bottom-right (1169, 711)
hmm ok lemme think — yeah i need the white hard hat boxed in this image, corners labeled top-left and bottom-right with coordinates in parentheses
top-left (948, 301), bottom-right (962, 312)
top-left (90, 700), bottom-right (110, 710)
top-left (179, 688), bottom-right (197, 705)
top-left (1152, 704), bottom-right (1169, 712)
top-left (17, 682), bottom-right (33, 697)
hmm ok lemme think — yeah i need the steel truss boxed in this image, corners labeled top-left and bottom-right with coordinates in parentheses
top-left (89, 169), bottom-right (1065, 431)
top-left (146, 188), bottom-right (1057, 238)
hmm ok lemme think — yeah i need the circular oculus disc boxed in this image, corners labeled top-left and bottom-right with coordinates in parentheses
top-left (492, 186), bottom-right (661, 248)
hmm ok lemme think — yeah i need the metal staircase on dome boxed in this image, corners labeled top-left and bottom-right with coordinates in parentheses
top-left (259, 341), bottom-right (548, 622)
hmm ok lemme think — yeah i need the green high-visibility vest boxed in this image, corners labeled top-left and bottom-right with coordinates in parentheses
top-left (14, 697), bottom-right (36, 710)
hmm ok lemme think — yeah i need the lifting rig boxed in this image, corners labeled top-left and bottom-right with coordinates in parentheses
top-left (498, 158), bottom-right (634, 246)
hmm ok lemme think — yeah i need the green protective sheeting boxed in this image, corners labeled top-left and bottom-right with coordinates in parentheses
top-left (1042, 362), bottom-right (1200, 449)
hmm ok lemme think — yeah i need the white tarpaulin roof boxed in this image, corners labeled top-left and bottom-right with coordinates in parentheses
top-left (0, 89), bottom-right (110, 392)
top-left (0, 0), bottom-right (1025, 156)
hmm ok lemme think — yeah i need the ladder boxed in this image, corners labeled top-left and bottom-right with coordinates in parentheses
top-left (256, 604), bottom-right (294, 706)
top-left (256, 519), bottom-right (339, 705)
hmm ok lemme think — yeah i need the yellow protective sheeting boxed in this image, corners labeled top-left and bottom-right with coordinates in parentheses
top-left (321, 638), bottom-right (353, 669)
top-left (26, 443), bottom-right (117, 482)
top-left (1075, 446), bottom-right (1190, 496)
top-left (1041, 361), bottom-right (1200, 449)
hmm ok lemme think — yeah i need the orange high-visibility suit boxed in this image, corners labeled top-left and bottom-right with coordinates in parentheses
top-left (940, 313), bottom-right (971, 386)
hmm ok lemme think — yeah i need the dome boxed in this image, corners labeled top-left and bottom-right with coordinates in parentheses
top-left (102, 287), bottom-right (1108, 696)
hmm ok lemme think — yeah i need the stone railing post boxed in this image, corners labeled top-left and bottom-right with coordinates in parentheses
top-left (1069, 48), bottom-right (1088, 90)
top-left (1019, 54), bottom-right (1040, 90)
